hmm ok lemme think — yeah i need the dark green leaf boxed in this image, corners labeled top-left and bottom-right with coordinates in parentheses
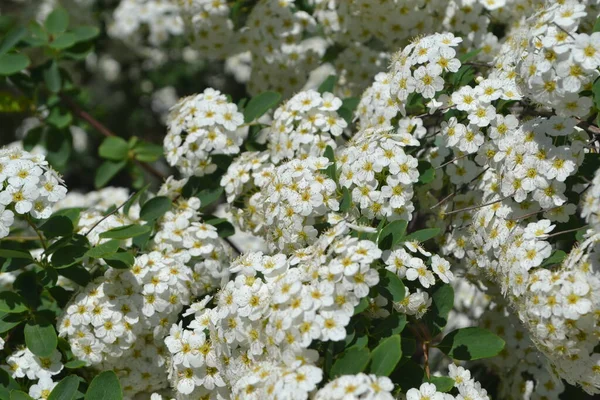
top-left (323, 145), bottom-right (337, 181)
top-left (47, 106), bottom-right (72, 129)
top-left (103, 251), bottom-right (134, 269)
top-left (338, 97), bottom-right (359, 124)
top-left (0, 26), bottom-right (27, 55)
top-left (43, 61), bottom-right (61, 93)
top-left (243, 91), bottom-right (281, 123)
top-left (25, 320), bottom-right (58, 357)
top-left (99, 137), bottom-right (129, 161)
top-left (85, 240), bottom-right (120, 259)
top-left (205, 218), bottom-right (235, 238)
top-left (197, 187), bottom-right (224, 210)
top-left (140, 196), bottom-right (171, 221)
top-left (0, 249), bottom-right (32, 260)
top-left (0, 53), bottom-right (30, 75)
top-left (0, 292), bottom-right (28, 314)
top-left (124, 185), bottom-right (150, 215)
top-left (370, 335), bottom-right (402, 376)
top-left (99, 224), bottom-right (151, 240)
top-left (452, 65), bottom-right (475, 87)
top-left (371, 313), bottom-right (407, 340)
top-left (423, 284), bottom-right (454, 336)
top-left (84, 370), bottom-right (122, 400)
top-left (40, 215), bottom-right (74, 239)
top-left (57, 264), bottom-right (91, 286)
top-left (437, 327), bottom-right (505, 360)
top-left (318, 75), bottom-right (337, 94)
top-left (11, 390), bottom-right (34, 400)
top-left (458, 48), bottom-right (482, 63)
top-left (339, 187), bottom-right (352, 213)
top-left (48, 375), bottom-right (80, 400)
top-left (418, 161), bottom-right (435, 184)
top-left (378, 220), bottom-right (408, 249)
top-left (593, 78), bottom-right (600, 110)
top-left (94, 160), bottom-right (127, 188)
top-left (52, 245), bottom-right (88, 268)
top-left (379, 270), bottom-right (406, 302)
top-left (595, 16), bottom-right (600, 32)
top-left (0, 312), bottom-right (25, 333)
top-left (45, 8), bottom-right (69, 34)
top-left (353, 297), bottom-right (368, 315)
top-left (330, 347), bottom-right (370, 377)
top-left (403, 228), bottom-right (441, 244)
top-left (0, 368), bottom-right (21, 400)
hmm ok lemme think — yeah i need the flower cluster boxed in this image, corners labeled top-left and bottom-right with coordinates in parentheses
top-left (0, 147), bottom-right (67, 238)
top-left (164, 88), bottom-right (246, 177)
top-left (165, 223), bottom-right (382, 397)
top-left (266, 90), bottom-right (348, 163)
top-left (313, 373), bottom-right (394, 400)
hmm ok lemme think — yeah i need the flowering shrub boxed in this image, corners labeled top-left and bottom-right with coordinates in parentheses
top-left (2, 1), bottom-right (600, 400)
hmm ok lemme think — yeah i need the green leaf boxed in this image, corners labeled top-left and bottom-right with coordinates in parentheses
top-left (99, 224), bottom-right (151, 240)
top-left (57, 264), bottom-right (91, 286)
top-left (437, 327), bottom-right (505, 360)
top-left (0, 368), bottom-right (21, 400)
top-left (85, 240), bottom-right (120, 259)
top-left (423, 284), bottom-right (454, 336)
top-left (243, 91), bottom-right (281, 123)
top-left (43, 60), bottom-right (61, 93)
top-left (458, 48), bottom-right (482, 63)
top-left (330, 347), bottom-right (370, 377)
top-left (0, 53), bottom-right (30, 75)
top-left (452, 65), bottom-right (475, 87)
top-left (140, 196), bottom-right (171, 222)
top-left (48, 375), bottom-right (80, 400)
top-left (338, 97), bottom-right (359, 124)
top-left (99, 137), bottom-right (129, 161)
top-left (132, 141), bottom-right (163, 162)
top-left (371, 313), bottom-right (407, 340)
top-left (379, 270), bottom-right (406, 302)
top-left (64, 359), bottom-right (87, 369)
top-left (94, 160), bottom-right (127, 188)
top-left (45, 8), bottom-right (69, 35)
top-left (370, 334), bottom-right (402, 376)
top-left (593, 78), bottom-right (600, 110)
top-left (318, 75), bottom-right (337, 94)
top-left (24, 320), bottom-right (58, 358)
top-left (594, 16), bottom-right (600, 32)
top-left (0, 90), bottom-right (30, 113)
top-left (0, 312), bottom-right (25, 333)
top-left (123, 184), bottom-right (150, 215)
top-left (0, 249), bottom-right (32, 260)
top-left (378, 220), bottom-right (408, 249)
top-left (0, 292), bottom-right (28, 314)
top-left (323, 145), bottom-right (337, 181)
top-left (52, 245), bottom-right (88, 268)
top-left (103, 251), bottom-right (135, 269)
top-left (71, 26), bottom-right (100, 42)
top-left (49, 32), bottom-right (77, 49)
top-left (40, 215), bottom-right (74, 239)
top-left (197, 187), bottom-right (224, 210)
top-left (542, 250), bottom-right (567, 266)
top-left (428, 376), bottom-right (455, 392)
top-left (404, 228), bottom-right (441, 244)
top-left (0, 26), bottom-right (27, 55)
top-left (339, 186), bottom-right (352, 213)
top-left (205, 218), bottom-right (235, 238)
top-left (353, 297), bottom-right (368, 315)
top-left (84, 370), bottom-right (122, 400)
top-left (47, 106), bottom-right (72, 129)
top-left (11, 390), bottom-right (34, 400)
top-left (418, 161), bottom-right (435, 184)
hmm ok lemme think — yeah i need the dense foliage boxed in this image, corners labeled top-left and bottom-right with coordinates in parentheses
top-left (1, 1), bottom-right (600, 399)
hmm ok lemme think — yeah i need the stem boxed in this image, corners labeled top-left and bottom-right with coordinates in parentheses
top-left (59, 94), bottom-right (166, 181)
top-left (84, 193), bottom-right (135, 236)
top-left (223, 236), bottom-right (242, 255)
top-left (25, 215), bottom-right (47, 251)
top-left (444, 194), bottom-right (512, 216)
top-left (422, 341), bottom-right (431, 380)
top-left (545, 225), bottom-right (588, 238)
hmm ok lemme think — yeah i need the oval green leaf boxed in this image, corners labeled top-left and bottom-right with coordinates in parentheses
top-left (84, 370), bottom-right (122, 400)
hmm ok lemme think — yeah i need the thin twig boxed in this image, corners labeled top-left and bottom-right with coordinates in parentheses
top-left (546, 225), bottom-right (589, 238)
top-left (84, 193), bottom-right (135, 236)
top-left (444, 194), bottom-right (512, 216)
top-left (422, 341), bottom-right (431, 380)
top-left (435, 153), bottom-right (470, 170)
top-left (59, 94), bottom-right (166, 181)
top-left (25, 215), bottom-right (47, 251)
top-left (223, 237), bottom-right (242, 255)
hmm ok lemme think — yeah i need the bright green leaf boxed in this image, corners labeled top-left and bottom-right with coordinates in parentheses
top-left (197, 187), bottom-right (223, 210)
top-left (330, 347), bottom-right (370, 377)
top-left (593, 78), bottom-right (600, 110)
top-left (428, 376), bottom-right (455, 392)
top-left (542, 250), bottom-right (567, 266)
top-left (437, 327), bottom-right (505, 360)
top-left (0, 292), bottom-right (28, 314)
top-left (45, 8), bottom-right (69, 34)
top-left (243, 91), bottom-right (281, 123)
top-left (64, 360), bottom-right (87, 369)
top-left (353, 297), bottom-right (368, 315)
top-left (339, 186), bottom-right (352, 213)
top-left (132, 142), bottom-right (163, 162)
top-left (11, 390), bottom-right (34, 400)
top-left (594, 16), bottom-right (600, 32)
top-left (71, 26), bottom-right (100, 42)
top-left (84, 370), bottom-right (122, 400)
top-left (370, 334), bottom-right (402, 376)
top-left (378, 220), bottom-right (408, 249)
top-left (48, 375), bottom-right (80, 400)
top-left (99, 137), bottom-right (129, 161)
top-left (94, 160), bottom-right (127, 188)
top-left (379, 270), bottom-right (406, 302)
top-left (0, 53), bottom-right (30, 75)
top-left (458, 48), bottom-right (482, 63)
top-left (85, 240), bottom-right (120, 259)
top-left (49, 32), bottom-right (77, 49)
top-left (103, 251), bottom-right (135, 269)
top-left (24, 320), bottom-right (58, 358)
top-left (418, 161), bottom-right (435, 184)
top-left (423, 284), bottom-right (454, 336)
top-left (99, 224), bottom-right (151, 240)
top-left (140, 196), bottom-right (171, 221)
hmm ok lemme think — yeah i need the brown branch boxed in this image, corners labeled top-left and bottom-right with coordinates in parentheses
top-left (59, 93), bottom-right (166, 181)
